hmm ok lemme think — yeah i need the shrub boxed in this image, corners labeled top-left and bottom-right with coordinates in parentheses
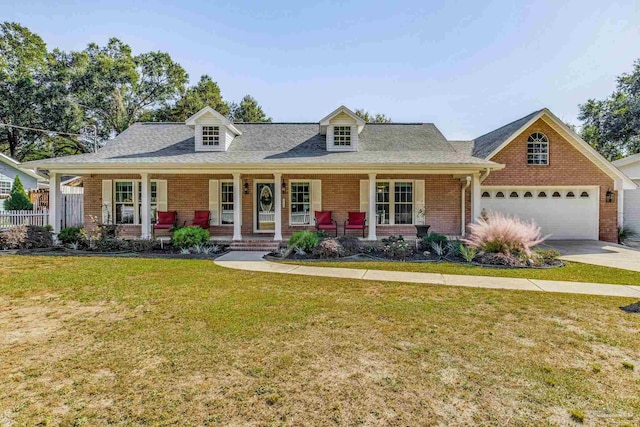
top-left (569, 408), bottom-right (585, 423)
top-left (618, 225), bottom-right (638, 244)
top-left (1, 225), bottom-right (27, 249)
top-left (421, 232), bottom-right (448, 250)
top-left (382, 235), bottom-right (413, 260)
top-left (58, 227), bottom-right (86, 245)
top-left (124, 239), bottom-right (158, 252)
top-left (25, 226), bottom-right (53, 249)
top-left (535, 248), bottom-right (561, 264)
top-left (3, 176), bottom-right (33, 210)
top-left (463, 211), bottom-right (546, 257)
top-left (288, 230), bottom-right (320, 253)
top-left (475, 252), bottom-right (524, 267)
top-left (172, 226), bottom-right (210, 249)
top-left (312, 238), bottom-right (345, 258)
top-left (459, 244), bottom-right (477, 262)
top-left (337, 235), bottom-right (363, 256)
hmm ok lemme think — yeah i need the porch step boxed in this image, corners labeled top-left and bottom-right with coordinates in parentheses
top-left (229, 240), bottom-right (283, 252)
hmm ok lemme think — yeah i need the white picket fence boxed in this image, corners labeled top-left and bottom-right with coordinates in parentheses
top-left (0, 209), bottom-right (49, 229)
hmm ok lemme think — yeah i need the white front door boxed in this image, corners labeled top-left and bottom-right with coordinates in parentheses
top-left (481, 186), bottom-right (599, 240)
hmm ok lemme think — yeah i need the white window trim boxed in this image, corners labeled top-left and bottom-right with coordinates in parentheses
top-left (0, 179), bottom-right (11, 196)
top-left (527, 132), bottom-right (549, 166)
top-left (333, 125), bottom-right (352, 146)
top-left (289, 180), bottom-right (312, 226)
top-left (113, 179), bottom-right (159, 225)
top-left (375, 180), bottom-right (415, 226)
top-left (202, 125), bottom-right (220, 146)
top-left (220, 179), bottom-right (234, 226)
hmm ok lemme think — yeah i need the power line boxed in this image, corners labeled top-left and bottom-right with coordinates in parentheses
top-left (0, 123), bottom-right (83, 137)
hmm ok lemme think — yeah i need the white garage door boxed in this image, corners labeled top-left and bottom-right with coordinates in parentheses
top-left (623, 180), bottom-right (640, 238)
top-left (481, 187), bottom-right (599, 240)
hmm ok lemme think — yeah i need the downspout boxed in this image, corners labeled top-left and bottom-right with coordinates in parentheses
top-left (479, 167), bottom-right (491, 183)
top-left (461, 176), bottom-right (472, 236)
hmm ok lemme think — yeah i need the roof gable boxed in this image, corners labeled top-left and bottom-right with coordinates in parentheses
top-left (185, 106), bottom-right (241, 135)
top-left (319, 105), bottom-right (365, 127)
top-left (474, 108), bottom-right (636, 190)
top-left (0, 152), bottom-right (43, 180)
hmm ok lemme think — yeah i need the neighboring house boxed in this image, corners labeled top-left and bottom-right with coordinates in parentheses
top-left (0, 152), bottom-right (45, 211)
top-left (22, 106), bottom-right (635, 242)
top-left (613, 154), bottom-right (640, 237)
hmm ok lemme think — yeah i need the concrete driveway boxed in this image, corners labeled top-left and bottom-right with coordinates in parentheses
top-left (546, 240), bottom-right (640, 272)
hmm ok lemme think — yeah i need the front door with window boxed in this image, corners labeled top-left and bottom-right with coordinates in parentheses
top-left (256, 182), bottom-right (275, 232)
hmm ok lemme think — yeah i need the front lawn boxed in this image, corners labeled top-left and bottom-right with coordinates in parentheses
top-left (282, 260), bottom-right (640, 285)
top-left (1, 256), bottom-right (639, 425)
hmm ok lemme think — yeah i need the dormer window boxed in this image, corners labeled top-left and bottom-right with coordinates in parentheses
top-left (202, 126), bottom-right (220, 146)
top-left (186, 106), bottom-right (242, 152)
top-left (333, 126), bottom-right (351, 146)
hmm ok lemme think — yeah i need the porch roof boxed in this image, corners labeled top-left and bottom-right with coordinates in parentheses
top-left (22, 122), bottom-right (499, 170)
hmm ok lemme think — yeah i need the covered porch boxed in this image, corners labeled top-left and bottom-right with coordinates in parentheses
top-left (46, 168), bottom-right (490, 242)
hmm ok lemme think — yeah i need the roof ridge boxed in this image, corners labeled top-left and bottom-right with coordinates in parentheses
top-left (134, 121), bottom-right (433, 126)
top-left (473, 109), bottom-right (543, 141)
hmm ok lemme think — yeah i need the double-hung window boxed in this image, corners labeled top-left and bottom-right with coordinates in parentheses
top-left (115, 181), bottom-right (135, 224)
top-left (221, 182), bottom-right (234, 225)
top-left (202, 126), bottom-right (220, 146)
top-left (333, 126), bottom-right (351, 146)
top-left (290, 182), bottom-right (311, 225)
top-left (0, 178), bottom-right (11, 196)
top-left (375, 181), bottom-right (413, 225)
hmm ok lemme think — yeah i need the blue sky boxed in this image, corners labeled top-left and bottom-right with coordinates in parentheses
top-left (3, 0), bottom-right (640, 139)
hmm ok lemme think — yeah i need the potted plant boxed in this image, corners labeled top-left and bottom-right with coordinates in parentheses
top-left (414, 208), bottom-right (430, 238)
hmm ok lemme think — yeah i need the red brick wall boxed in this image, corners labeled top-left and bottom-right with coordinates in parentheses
top-left (483, 118), bottom-right (617, 242)
top-left (83, 173), bottom-right (465, 239)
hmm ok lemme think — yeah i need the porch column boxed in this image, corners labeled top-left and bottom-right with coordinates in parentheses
top-left (233, 173), bottom-right (242, 241)
top-left (471, 173), bottom-right (481, 222)
top-left (273, 173), bottom-right (283, 241)
top-left (140, 173), bottom-right (151, 239)
top-left (48, 172), bottom-right (62, 234)
top-left (368, 173), bottom-right (377, 240)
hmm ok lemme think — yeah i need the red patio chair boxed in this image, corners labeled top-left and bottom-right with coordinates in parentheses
top-left (314, 210), bottom-right (338, 237)
top-left (153, 211), bottom-right (177, 237)
top-left (189, 210), bottom-right (211, 229)
top-left (344, 212), bottom-right (367, 237)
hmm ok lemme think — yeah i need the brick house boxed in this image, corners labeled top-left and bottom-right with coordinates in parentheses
top-left (23, 106), bottom-right (635, 243)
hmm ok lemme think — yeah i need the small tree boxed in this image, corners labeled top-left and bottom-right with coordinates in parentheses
top-left (3, 176), bottom-right (33, 210)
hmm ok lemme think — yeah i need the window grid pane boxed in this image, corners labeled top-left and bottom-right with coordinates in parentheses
top-left (115, 181), bottom-right (134, 224)
top-left (333, 126), bottom-right (351, 146)
top-left (290, 183), bottom-right (311, 224)
top-left (376, 182), bottom-right (390, 225)
top-left (0, 181), bottom-right (11, 195)
top-left (202, 126), bottom-right (220, 146)
top-left (527, 133), bottom-right (549, 165)
top-left (394, 182), bottom-right (413, 225)
top-left (221, 182), bottom-right (234, 224)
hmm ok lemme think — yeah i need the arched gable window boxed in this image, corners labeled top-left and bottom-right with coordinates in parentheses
top-left (527, 132), bottom-right (549, 165)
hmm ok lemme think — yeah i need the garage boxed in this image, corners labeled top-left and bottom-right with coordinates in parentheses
top-left (480, 187), bottom-right (599, 240)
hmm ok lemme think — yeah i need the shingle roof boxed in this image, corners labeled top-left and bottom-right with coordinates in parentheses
top-left (472, 109), bottom-right (543, 158)
top-left (24, 122), bottom-right (498, 168)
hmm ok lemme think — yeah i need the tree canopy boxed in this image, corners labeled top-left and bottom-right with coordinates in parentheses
top-left (578, 59), bottom-right (640, 160)
top-left (229, 95), bottom-right (272, 123)
top-left (0, 22), bottom-right (272, 161)
top-left (354, 109), bottom-right (392, 123)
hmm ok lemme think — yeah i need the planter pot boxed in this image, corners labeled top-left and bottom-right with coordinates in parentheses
top-left (415, 224), bottom-right (431, 238)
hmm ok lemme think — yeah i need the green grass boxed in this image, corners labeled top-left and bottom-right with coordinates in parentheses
top-left (282, 260), bottom-right (640, 285)
top-left (1, 255), bottom-right (639, 425)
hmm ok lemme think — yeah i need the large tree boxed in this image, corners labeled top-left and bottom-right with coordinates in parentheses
top-left (0, 22), bottom-right (48, 158)
top-left (71, 38), bottom-right (188, 137)
top-left (578, 59), bottom-right (640, 160)
top-left (148, 74), bottom-right (230, 122)
top-left (229, 95), bottom-right (271, 122)
top-left (354, 108), bottom-right (392, 123)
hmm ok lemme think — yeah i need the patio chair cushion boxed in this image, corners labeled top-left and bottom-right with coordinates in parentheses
top-left (347, 212), bottom-right (366, 226)
top-left (156, 211), bottom-right (176, 227)
top-left (315, 211), bottom-right (333, 225)
top-left (317, 223), bottom-right (337, 230)
top-left (192, 211), bottom-right (210, 228)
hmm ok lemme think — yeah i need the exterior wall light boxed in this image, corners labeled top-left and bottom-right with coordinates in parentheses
top-left (605, 188), bottom-right (614, 203)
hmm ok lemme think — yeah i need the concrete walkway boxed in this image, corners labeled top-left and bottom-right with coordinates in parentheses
top-left (215, 251), bottom-right (640, 298)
